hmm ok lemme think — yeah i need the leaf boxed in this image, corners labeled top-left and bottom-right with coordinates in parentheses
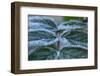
top-left (28, 38), bottom-right (58, 49)
top-left (29, 16), bottom-right (57, 31)
top-left (28, 47), bottom-right (57, 60)
top-left (28, 29), bottom-right (58, 49)
top-left (62, 30), bottom-right (88, 43)
top-left (60, 47), bottom-right (88, 59)
top-left (58, 20), bottom-right (88, 59)
top-left (58, 20), bottom-right (87, 31)
top-left (28, 16), bottom-right (88, 60)
top-left (28, 29), bottom-right (56, 41)
top-left (28, 16), bottom-right (58, 57)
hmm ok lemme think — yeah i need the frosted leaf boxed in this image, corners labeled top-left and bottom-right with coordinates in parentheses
top-left (29, 16), bottom-right (57, 29)
top-left (28, 16), bottom-right (88, 60)
top-left (58, 20), bottom-right (87, 31)
top-left (28, 47), bottom-right (57, 60)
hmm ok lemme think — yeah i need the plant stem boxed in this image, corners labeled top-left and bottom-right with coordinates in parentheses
top-left (57, 33), bottom-right (60, 50)
top-left (55, 31), bottom-right (60, 59)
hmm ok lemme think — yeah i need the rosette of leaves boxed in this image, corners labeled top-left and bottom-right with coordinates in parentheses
top-left (28, 16), bottom-right (88, 60)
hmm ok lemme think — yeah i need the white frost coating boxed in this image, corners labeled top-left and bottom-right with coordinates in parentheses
top-left (59, 37), bottom-right (87, 50)
top-left (28, 47), bottom-right (57, 56)
top-left (59, 38), bottom-right (72, 48)
top-left (28, 47), bottom-right (37, 56)
top-left (60, 38), bottom-right (87, 51)
top-left (28, 23), bottom-right (55, 29)
top-left (28, 16), bottom-right (88, 59)
top-left (29, 16), bottom-right (57, 26)
top-left (61, 28), bottom-right (87, 36)
top-left (29, 16), bottom-right (44, 21)
top-left (61, 45), bottom-right (87, 51)
top-left (58, 24), bottom-right (83, 30)
top-left (58, 20), bottom-right (87, 30)
top-left (28, 38), bottom-right (58, 47)
top-left (69, 40), bottom-right (88, 47)
top-left (28, 28), bottom-right (56, 36)
top-left (55, 51), bottom-right (60, 59)
top-left (61, 20), bottom-right (86, 25)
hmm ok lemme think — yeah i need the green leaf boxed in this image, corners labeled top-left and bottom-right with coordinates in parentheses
top-left (28, 16), bottom-right (88, 60)
top-left (60, 47), bottom-right (88, 59)
top-left (58, 20), bottom-right (87, 31)
top-left (28, 47), bottom-right (57, 60)
top-left (28, 29), bottom-right (56, 41)
top-left (62, 30), bottom-right (88, 43)
top-left (29, 16), bottom-right (57, 30)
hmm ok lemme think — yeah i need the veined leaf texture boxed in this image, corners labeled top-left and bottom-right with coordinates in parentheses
top-left (28, 16), bottom-right (88, 60)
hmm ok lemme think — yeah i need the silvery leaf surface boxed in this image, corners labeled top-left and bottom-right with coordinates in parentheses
top-left (58, 20), bottom-right (88, 59)
top-left (29, 16), bottom-right (57, 31)
top-left (58, 20), bottom-right (87, 32)
top-left (28, 16), bottom-right (88, 60)
top-left (28, 16), bottom-right (58, 60)
top-left (60, 47), bottom-right (88, 59)
top-left (28, 47), bottom-right (57, 60)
